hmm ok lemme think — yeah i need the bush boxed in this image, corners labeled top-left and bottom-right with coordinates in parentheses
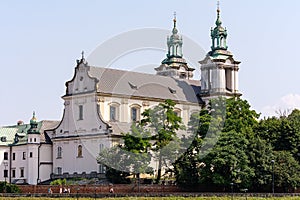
top-left (0, 182), bottom-right (20, 193)
top-left (6, 184), bottom-right (20, 193)
top-left (50, 178), bottom-right (67, 185)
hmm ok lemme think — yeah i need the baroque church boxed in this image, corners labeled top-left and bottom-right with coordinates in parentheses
top-left (0, 6), bottom-right (240, 185)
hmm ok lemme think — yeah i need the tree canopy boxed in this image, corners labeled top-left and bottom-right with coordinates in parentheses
top-left (98, 97), bottom-right (300, 191)
top-left (175, 97), bottom-right (300, 192)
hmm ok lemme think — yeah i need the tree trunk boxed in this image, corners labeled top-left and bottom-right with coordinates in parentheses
top-left (156, 152), bottom-right (162, 184)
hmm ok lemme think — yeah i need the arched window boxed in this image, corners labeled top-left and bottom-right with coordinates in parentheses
top-left (77, 145), bottom-right (83, 157)
top-left (131, 107), bottom-right (137, 121)
top-left (214, 38), bottom-right (218, 47)
top-left (173, 108), bottom-right (182, 117)
top-left (57, 146), bottom-right (62, 159)
top-left (130, 104), bottom-right (141, 122)
top-left (190, 110), bottom-right (200, 117)
top-left (220, 37), bottom-right (223, 47)
top-left (109, 103), bottom-right (120, 122)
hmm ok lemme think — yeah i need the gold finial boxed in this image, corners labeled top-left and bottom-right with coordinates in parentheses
top-left (31, 111), bottom-right (37, 122)
top-left (217, 0), bottom-right (220, 13)
top-left (173, 11), bottom-right (177, 25)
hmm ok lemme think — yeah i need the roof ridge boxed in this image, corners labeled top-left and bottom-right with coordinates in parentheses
top-left (89, 66), bottom-right (198, 81)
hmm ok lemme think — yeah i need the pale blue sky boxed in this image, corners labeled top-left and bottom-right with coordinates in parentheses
top-left (1, 0), bottom-right (300, 125)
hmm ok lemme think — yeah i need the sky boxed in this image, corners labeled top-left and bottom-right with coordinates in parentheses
top-left (1, 0), bottom-right (300, 125)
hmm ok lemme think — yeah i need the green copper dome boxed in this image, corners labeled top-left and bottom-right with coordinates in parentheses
top-left (210, 8), bottom-right (228, 51)
top-left (28, 111), bottom-right (39, 134)
top-left (155, 14), bottom-right (194, 79)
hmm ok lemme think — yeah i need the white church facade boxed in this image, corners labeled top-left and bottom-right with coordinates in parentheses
top-left (0, 7), bottom-right (240, 185)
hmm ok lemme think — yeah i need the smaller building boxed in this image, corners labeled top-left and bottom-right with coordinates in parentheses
top-left (0, 113), bottom-right (58, 185)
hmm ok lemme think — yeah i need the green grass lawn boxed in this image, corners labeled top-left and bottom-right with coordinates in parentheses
top-left (0, 197), bottom-right (299, 200)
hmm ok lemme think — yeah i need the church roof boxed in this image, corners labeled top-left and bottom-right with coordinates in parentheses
top-left (0, 120), bottom-right (59, 146)
top-left (88, 66), bottom-right (202, 104)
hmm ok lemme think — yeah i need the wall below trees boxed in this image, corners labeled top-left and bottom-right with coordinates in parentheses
top-left (16, 184), bottom-right (300, 194)
top-left (18, 184), bottom-right (182, 194)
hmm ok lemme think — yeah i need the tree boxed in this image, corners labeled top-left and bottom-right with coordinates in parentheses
top-left (175, 97), bottom-right (258, 190)
top-left (97, 99), bottom-right (183, 184)
top-left (97, 123), bottom-right (153, 183)
top-left (257, 110), bottom-right (300, 162)
top-left (255, 116), bottom-right (281, 147)
top-left (247, 137), bottom-right (274, 191)
top-left (200, 130), bottom-right (254, 189)
top-left (121, 123), bottom-right (153, 177)
top-left (174, 98), bottom-right (225, 187)
top-left (273, 151), bottom-right (300, 191)
top-left (286, 109), bottom-right (300, 161)
top-left (141, 99), bottom-right (184, 183)
top-left (174, 110), bottom-right (210, 186)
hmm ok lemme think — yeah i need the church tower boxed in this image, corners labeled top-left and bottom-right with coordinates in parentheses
top-left (27, 111), bottom-right (40, 144)
top-left (200, 3), bottom-right (241, 99)
top-left (27, 112), bottom-right (40, 184)
top-left (155, 14), bottom-right (195, 79)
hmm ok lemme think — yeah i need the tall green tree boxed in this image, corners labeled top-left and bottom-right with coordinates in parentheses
top-left (257, 110), bottom-right (300, 162)
top-left (273, 151), bottom-right (300, 191)
top-left (247, 136), bottom-right (274, 191)
top-left (97, 123), bottom-right (153, 183)
top-left (174, 98), bottom-right (225, 187)
top-left (98, 99), bottom-right (183, 184)
top-left (286, 109), bottom-right (300, 161)
top-left (174, 109), bottom-right (211, 186)
top-left (175, 97), bottom-right (258, 190)
top-left (142, 99), bottom-right (184, 183)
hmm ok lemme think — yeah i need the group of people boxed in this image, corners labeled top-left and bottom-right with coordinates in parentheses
top-left (59, 187), bottom-right (71, 194)
top-left (47, 185), bottom-right (114, 194)
top-left (48, 187), bottom-right (71, 194)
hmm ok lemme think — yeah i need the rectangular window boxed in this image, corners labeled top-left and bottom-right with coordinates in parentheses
top-left (110, 106), bottom-right (116, 121)
top-left (22, 152), bottom-right (26, 160)
top-left (4, 170), bottom-right (8, 178)
top-left (99, 144), bottom-right (104, 153)
top-left (4, 152), bottom-right (8, 160)
top-left (79, 105), bottom-right (83, 120)
top-left (20, 168), bottom-right (24, 178)
top-left (29, 152), bottom-right (33, 158)
top-left (57, 147), bottom-right (62, 158)
top-left (99, 164), bottom-right (106, 174)
top-left (12, 169), bottom-right (16, 178)
top-left (12, 153), bottom-right (15, 160)
top-left (57, 167), bottom-right (62, 175)
top-left (77, 145), bottom-right (83, 158)
top-left (131, 107), bottom-right (138, 122)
